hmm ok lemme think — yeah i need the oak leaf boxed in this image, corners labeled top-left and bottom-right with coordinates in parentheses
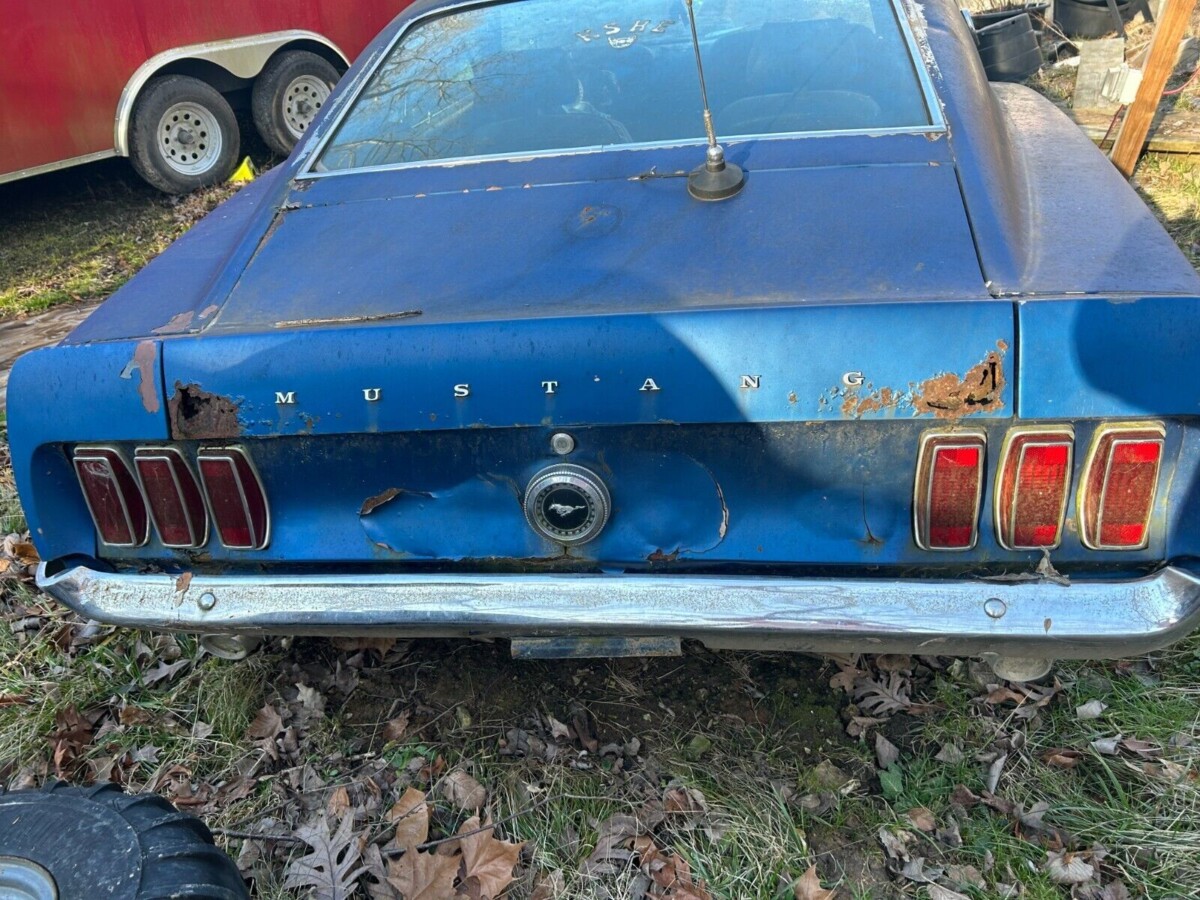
top-left (283, 813), bottom-right (367, 900)
top-left (793, 864), bottom-right (836, 899)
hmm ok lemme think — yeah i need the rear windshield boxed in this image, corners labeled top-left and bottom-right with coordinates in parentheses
top-left (314, 0), bottom-right (934, 173)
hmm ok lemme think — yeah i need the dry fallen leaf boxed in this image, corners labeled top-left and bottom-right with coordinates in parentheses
top-left (383, 711), bottom-right (411, 743)
top-left (328, 786), bottom-right (352, 819)
top-left (458, 815), bottom-right (525, 899)
top-left (247, 704), bottom-right (285, 740)
top-left (906, 807), bottom-right (936, 832)
top-left (1041, 748), bottom-right (1084, 769)
top-left (387, 787), bottom-right (430, 849)
top-left (927, 886), bottom-right (970, 900)
top-left (1044, 849), bottom-right (1095, 884)
top-left (283, 813), bottom-right (368, 900)
top-left (854, 671), bottom-right (912, 716)
top-left (442, 769), bottom-right (486, 812)
top-left (387, 846), bottom-right (459, 900)
top-left (634, 835), bottom-right (713, 899)
top-left (875, 732), bottom-right (900, 769)
top-left (792, 864), bottom-right (836, 899)
top-left (1075, 699), bottom-right (1108, 720)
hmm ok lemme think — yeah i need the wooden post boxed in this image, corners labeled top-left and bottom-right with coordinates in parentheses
top-left (1110, 0), bottom-right (1198, 176)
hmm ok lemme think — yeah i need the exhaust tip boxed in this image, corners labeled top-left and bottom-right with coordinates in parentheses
top-left (200, 633), bottom-right (261, 661)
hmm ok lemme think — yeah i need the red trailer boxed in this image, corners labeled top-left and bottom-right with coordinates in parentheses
top-left (1, 1), bottom-right (412, 193)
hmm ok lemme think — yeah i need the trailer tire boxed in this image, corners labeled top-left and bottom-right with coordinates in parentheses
top-left (0, 780), bottom-right (248, 899)
top-left (130, 75), bottom-right (240, 194)
top-left (252, 50), bottom-right (340, 156)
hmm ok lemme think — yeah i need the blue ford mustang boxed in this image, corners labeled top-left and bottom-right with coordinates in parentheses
top-left (9, 0), bottom-right (1200, 677)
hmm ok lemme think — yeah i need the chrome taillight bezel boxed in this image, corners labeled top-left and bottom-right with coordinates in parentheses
top-left (196, 446), bottom-right (271, 550)
top-left (134, 447), bottom-right (209, 549)
top-left (72, 446), bottom-right (150, 548)
top-left (1078, 422), bottom-right (1165, 551)
top-left (913, 429), bottom-right (986, 552)
top-left (993, 426), bottom-right (1074, 551)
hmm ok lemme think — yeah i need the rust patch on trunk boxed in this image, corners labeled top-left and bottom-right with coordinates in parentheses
top-left (912, 350), bottom-right (1005, 418)
top-left (840, 343), bottom-right (1007, 420)
top-left (842, 386), bottom-right (896, 418)
top-left (168, 382), bottom-right (241, 440)
top-left (121, 340), bottom-right (160, 414)
top-left (360, 487), bottom-right (403, 516)
top-left (152, 310), bottom-right (196, 335)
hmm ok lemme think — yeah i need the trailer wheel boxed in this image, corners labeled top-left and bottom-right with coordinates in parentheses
top-left (130, 75), bottom-right (240, 194)
top-left (0, 781), bottom-right (248, 899)
top-left (252, 50), bottom-right (340, 156)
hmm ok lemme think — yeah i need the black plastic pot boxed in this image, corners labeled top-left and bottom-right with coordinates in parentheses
top-left (1054, 0), bottom-right (1135, 39)
top-left (971, 3), bottom-right (1050, 32)
top-left (975, 13), bottom-right (1044, 82)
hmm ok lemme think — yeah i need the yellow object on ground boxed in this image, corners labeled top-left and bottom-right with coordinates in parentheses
top-left (228, 157), bottom-right (257, 184)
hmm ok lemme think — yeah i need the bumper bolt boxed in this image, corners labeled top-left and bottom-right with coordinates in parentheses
top-left (197, 591), bottom-right (217, 611)
top-left (983, 597), bottom-right (1006, 619)
top-left (550, 432), bottom-right (575, 455)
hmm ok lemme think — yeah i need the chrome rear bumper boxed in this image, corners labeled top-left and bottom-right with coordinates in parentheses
top-left (36, 563), bottom-right (1200, 658)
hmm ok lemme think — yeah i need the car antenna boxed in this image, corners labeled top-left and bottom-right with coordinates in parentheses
top-left (683, 0), bottom-right (745, 201)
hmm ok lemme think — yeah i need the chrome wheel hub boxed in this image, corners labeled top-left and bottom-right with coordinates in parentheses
top-left (282, 75), bottom-right (331, 140)
top-left (157, 102), bottom-right (222, 176)
top-left (0, 857), bottom-right (58, 900)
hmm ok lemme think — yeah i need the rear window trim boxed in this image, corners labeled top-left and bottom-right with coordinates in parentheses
top-left (296, 0), bottom-right (946, 181)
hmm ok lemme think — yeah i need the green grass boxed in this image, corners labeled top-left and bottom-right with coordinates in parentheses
top-left (0, 163), bottom-right (236, 319)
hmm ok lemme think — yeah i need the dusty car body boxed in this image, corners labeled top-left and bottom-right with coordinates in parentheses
top-left (9, 0), bottom-right (1200, 675)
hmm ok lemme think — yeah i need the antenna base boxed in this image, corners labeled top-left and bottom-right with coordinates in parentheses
top-left (687, 158), bottom-right (746, 202)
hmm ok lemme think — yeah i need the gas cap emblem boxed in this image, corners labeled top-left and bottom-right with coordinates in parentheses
top-left (523, 464), bottom-right (611, 545)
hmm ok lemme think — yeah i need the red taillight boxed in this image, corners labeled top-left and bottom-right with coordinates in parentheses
top-left (197, 448), bottom-right (269, 549)
top-left (914, 432), bottom-right (985, 551)
top-left (73, 448), bottom-right (149, 547)
top-left (135, 449), bottom-right (207, 548)
top-left (995, 430), bottom-right (1073, 550)
top-left (1080, 425), bottom-right (1164, 550)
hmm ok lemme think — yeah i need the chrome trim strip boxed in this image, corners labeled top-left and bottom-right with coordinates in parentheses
top-left (1078, 422), bottom-right (1165, 551)
top-left (297, 0), bottom-right (945, 180)
top-left (896, 0), bottom-right (945, 126)
top-left (196, 447), bottom-right (271, 550)
top-left (913, 430), bottom-right (986, 552)
top-left (134, 447), bottom-right (209, 549)
top-left (0, 150), bottom-right (119, 185)
top-left (72, 447), bottom-right (148, 549)
top-left (993, 426), bottom-right (1074, 551)
top-left (37, 563), bottom-right (1200, 660)
top-left (114, 30), bottom-right (349, 156)
top-left (299, 126), bottom-right (947, 181)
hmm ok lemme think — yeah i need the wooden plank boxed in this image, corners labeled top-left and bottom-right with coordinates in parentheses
top-left (1053, 99), bottom-right (1200, 154)
top-left (1111, 0), bottom-right (1199, 173)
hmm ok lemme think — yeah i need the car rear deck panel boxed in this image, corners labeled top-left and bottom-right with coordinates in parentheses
top-left (209, 157), bottom-right (988, 330)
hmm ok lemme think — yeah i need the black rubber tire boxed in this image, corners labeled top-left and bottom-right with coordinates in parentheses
top-left (129, 75), bottom-right (240, 194)
top-left (251, 50), bottom-right (341, 156)
top-left (0, 781), bottom-right (248, 899)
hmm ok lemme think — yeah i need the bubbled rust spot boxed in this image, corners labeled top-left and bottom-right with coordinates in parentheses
top-left (168, 382), bottom-right (241, 440)
top-left (841, 342), bottom-right (1007, 420)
